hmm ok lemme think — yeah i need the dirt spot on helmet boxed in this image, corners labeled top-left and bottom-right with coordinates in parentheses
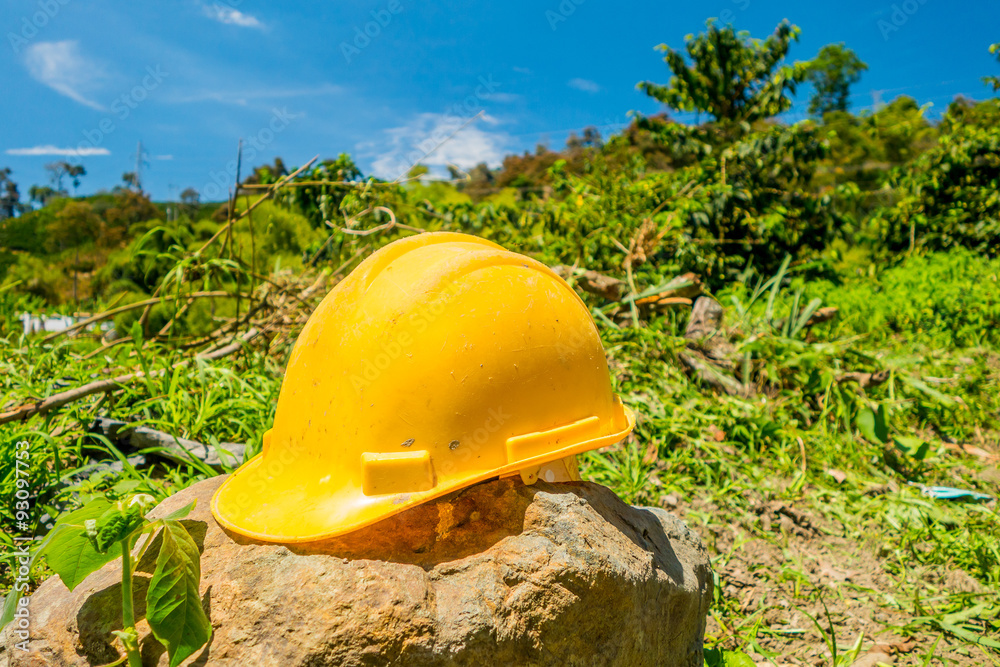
top-left (401, 438), bottom-right (415, 448)
top-left (449, 440), bottom-right (460, 450)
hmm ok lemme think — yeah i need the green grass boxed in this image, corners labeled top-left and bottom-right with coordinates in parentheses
top-left (578, 250), bottom-right (999, 663)
top-left (1, 247), bottom-right (997, 665)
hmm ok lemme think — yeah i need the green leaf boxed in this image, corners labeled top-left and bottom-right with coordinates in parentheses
top-left (43, 523), bottom-right (123, 592)
top-left (895, 435), bottom-right (930, 461)
top-left (130, 320), bottom-right (145, 348)
top-left (146, 520), bottom-right (211, 667)
top-left (1, 499), bottom-right (122, 630)
top-left (857, 404), bottom-right (889, 444)
top-left (901, 375), bottom-right (956, 406)
top-left (704, 647), bottom-right (756, 667)
top-left (40, 499), bottom-right (128, 591)
top-left (0, 587), bottom-right (24, 632)
top-left (158, 500), bottom-right (197, 523)
top-left (936, 621), bottom-right (1000, 649)
top-left (856, 408), bottom-right (879, 444)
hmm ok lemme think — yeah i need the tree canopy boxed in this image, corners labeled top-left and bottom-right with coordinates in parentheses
top-left (806, 43), bottom-right (868, 116)
top-left (638, 19), bottom-right (809, 125)
top-left (984, 42), bottom-right (1000, 91)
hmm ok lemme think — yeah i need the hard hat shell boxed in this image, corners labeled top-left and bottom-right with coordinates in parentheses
top-left (211, 232), bottom-right (634, 543)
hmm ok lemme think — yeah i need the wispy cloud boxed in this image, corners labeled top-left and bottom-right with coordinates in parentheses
top-left (153, 154), bottom-right (173, 160)
top-left (23, 41), bottom-right (106, 110)
top-left (169, 83), bottom-right (339, 106)
top-left (202, 3), bottom-right (264, 29)
top-left (6, 145), bottom-right (111, 156)
top-left (482, 92), bottom-right (520, 103)
top-left (568, 77), bottom-right (601, 94)
top-left (366, 112), bottom-right (509, 180)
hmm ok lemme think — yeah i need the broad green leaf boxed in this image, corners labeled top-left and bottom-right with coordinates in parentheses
top-left (901, 375), bottom-right (956, 406)
top-left (942, 603), bottom-right (993, 626)
top-left (704, 647), bottom-right (756, 667)
top-left (936, 622), bottom-right (1000, 649)
top-left (36, 499), bottom-right (124, 591)
top-left (873, 404), bottom-right (889, 443)
top-left (0, 587), bottom-right (25, 631)
top-left (1, 499), bottom-right (120, 629)
top-left (146, 520), bottom-right (211, 667)
top-left (857, 404), bottom-right (889, 444)
top-left (157, 500), bottom-right (197, 523)
top-left (856, 408), bottom-right (880, 444)
top-left (42, 522), bottom-right (123, 592)
top-left (895, 435), bottom-right (929, 460)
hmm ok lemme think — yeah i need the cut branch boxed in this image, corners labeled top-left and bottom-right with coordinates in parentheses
top-left (0, 329), bottom-right (259, 425)
top-left (42, 291), bottom-right (236, 343)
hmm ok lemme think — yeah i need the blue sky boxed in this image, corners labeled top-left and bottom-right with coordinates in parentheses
top-left (2, 0), bottom-right (998, 202)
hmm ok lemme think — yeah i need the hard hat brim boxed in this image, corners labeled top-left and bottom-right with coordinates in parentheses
top-left (210, 403), bottom-right (635, 544)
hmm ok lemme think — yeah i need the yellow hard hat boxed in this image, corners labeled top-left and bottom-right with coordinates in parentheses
top-left (211, 232), bottom-right (634, 543)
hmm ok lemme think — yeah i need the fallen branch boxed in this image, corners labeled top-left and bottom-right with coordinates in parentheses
top-left (684, 296), bottom-right (726, 341)
top-left (0, 329), bottom-right (260, 425)
top-left (634, 272), bottom-right (703, 308)
top-left (777, 306), bottom-right (839, 332)
top-left (804, 306), bottom-right (839, 327)
top-left (338, 206), bottom-right (425, 237)
top-left (678, 350), bottom-right (754, 398)
top-left (194, 156), bottom-right (319, 256)
top-left (836, 370), bottom-right (890, 388)
top-left (552, 266), bottom-right (625, 301)
top-left (135, 156), bottom-right (320, 332)
top-left (41, 291), bottom-right (236, 343)
top-left (89, 417), bottom-right (245, 469)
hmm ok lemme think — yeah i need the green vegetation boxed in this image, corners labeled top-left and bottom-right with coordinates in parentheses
top-left (638, 19), bottom-right (809, 124)
top-left (806, 44), bottom-right (868, 117)
top-left (2, 493), bottom-right (209, 667)
top-left (1, 17), bottom-right (999, 665)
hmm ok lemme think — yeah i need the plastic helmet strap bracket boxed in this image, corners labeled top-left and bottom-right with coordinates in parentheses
top-left (515, 455), bottom-right (581, 485)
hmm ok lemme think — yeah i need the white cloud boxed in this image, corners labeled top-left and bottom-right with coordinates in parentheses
top-left (367, 112), bottom-right (509, 180)
top-left (23, 41), bottom-right (106, 110)
top-left (6, 145), bottom-right (111, 156)
top-left (202, 3), bottom-right (264, 29)
top-left (482, 92), bottom-right (520, 103)
top-left (568, 78), bottom-right (601, 94)
top-left (154, 154), bottom-right (173, 160)
top-left (169, 83), bottom-right (338, 106)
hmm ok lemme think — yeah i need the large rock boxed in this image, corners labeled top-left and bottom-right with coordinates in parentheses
top-left (6, 475), bottom-right (711, 666)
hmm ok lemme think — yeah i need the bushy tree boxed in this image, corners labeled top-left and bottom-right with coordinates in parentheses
top-left (45, 162), bottom-right (69, 194)
top-left (29, 185), bottom-right (57, 206)
top-left (873, 120), bottom-right (1000, 254)
top-left (67, 164), bottom-right (86, 193)
top-left (276, 154), bottom-right (364, 226)
top-left (984, 42), bottom-right (1000, 91)
top-left (45, 201), bottom-right (102, 252)
top-left (0, 168), bottom-right (23, 219)
top-left (638, 19), bottom-right (809, 125)
top-left (807, 43), bottom-right (867, 116)
top-left (180, 188), bottom-right (200, 206)
top-left (245, 157), bottom-right (289, 185)
top-left (121, 171), bottom-right (141, 191)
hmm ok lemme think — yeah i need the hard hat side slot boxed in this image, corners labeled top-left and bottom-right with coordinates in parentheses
top-left (505, 416), bottom-right (601, 465)
top-left (361, 450), bottom-right (436, 496)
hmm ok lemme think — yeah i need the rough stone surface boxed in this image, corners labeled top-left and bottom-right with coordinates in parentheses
top-left (5, 475), bottom-right (711, 666)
